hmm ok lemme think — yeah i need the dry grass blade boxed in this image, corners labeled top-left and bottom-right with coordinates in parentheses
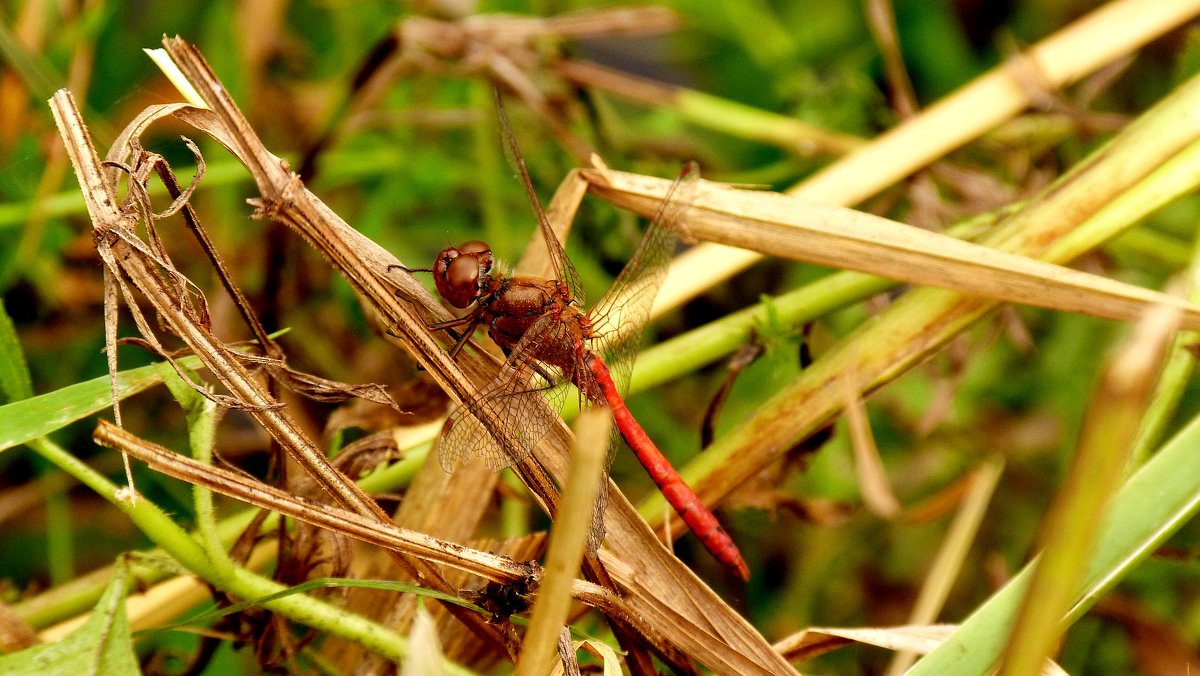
top-left (584, 167), bottom-right (1200, 331)
top-left (776, 624), bottom-right (954, 661)
top-left (516, 408), bottom-right (611, 676)
top-left (773, 624), bottom-right (1067, 675)
top-left (517, 166), bottom-right (590, 279)
top-left (885, 458), bottom-right (1004, 676)
top-left (841, 375), bottom-right (900, 519)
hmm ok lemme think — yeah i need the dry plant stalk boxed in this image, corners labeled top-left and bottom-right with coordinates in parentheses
top-left (840, 375), bottom-right (900, 520)
top-left (771, 624), bottom-right (1063, 674)
top-left (884, 459), bottom-right (1004, 675)
top-left (92, 420), bottom-right (539, 585)
top-left (356, 6), bottom-right (682, 162)
top-left (516, 408), bottom-right (611, 675)
top-left (998, 304), bottom-right (1182, 676)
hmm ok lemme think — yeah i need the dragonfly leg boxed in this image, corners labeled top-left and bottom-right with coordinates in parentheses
top-left (427, 314), bottom-right (482, 358)
top-left (382, 275), bottom-right (483, 357)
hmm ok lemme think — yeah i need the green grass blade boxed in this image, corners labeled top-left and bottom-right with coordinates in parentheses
top-left (0, 356), bottom-right (203, 454)
top-left (910, 408), bottom-right (1200, 674)
top-left (0, 298), bottom-right (33, 402)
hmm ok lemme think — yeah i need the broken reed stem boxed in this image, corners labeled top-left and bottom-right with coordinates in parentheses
top-left (516, 408), bottom-right (612, 676)
top-left (93, 420), bottom-right (538, 584)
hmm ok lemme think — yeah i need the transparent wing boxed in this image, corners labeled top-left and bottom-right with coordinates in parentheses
top-left (438, 311), bottom-right (613, 552)
top-left (585, 426), bottom-right (618, 554)
top-left (589, 163), bottom-right (699, 394)
top-left (439, 316), bottom-right (573, 473)
top-left (494, 89), bottom-right (586, 306)
top-left (559, 349), bottom-right (618, 554)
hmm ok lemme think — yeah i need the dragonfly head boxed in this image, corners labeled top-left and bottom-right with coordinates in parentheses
top-left (433, 240), bottom-right (494, 308)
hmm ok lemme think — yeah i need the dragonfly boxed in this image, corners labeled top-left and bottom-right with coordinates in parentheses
top-left (409, 107), bottom-right (748, 581)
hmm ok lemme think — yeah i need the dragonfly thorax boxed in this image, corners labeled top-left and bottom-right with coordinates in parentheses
top-left (485, 276), bottom-right (586, 356)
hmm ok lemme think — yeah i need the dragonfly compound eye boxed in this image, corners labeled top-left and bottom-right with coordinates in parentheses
top-left (440, 253), bottom-right (485, 308)
top-left (458, 240), bottom-right (491, 254)
top-left (457, 241), bottom-right (494, 275)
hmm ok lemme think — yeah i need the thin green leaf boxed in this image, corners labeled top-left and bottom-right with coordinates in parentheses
top-left (0, 357), bottom-right (200, 454)
top-left (0, 331), bottom-right (287, 454)
top-left (0, 298), bottom-right (33, 402)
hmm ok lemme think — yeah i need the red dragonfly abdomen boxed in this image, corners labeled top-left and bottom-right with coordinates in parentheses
top-left (586, 353), bottom-right (750, 580)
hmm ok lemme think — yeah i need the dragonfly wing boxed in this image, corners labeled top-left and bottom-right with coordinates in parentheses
top-left (439, 315), bottom-right (572, 473)
top-left (581, 423), bottom-right (623, 554)
top-left (494, 90), bottom-right (586, 306)
top-left (577, 164), bottom-right (700, 552)
top-left (562, 356), bottom-right (620, 555)
top-left (589, 163), bottom-right (700, 393)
